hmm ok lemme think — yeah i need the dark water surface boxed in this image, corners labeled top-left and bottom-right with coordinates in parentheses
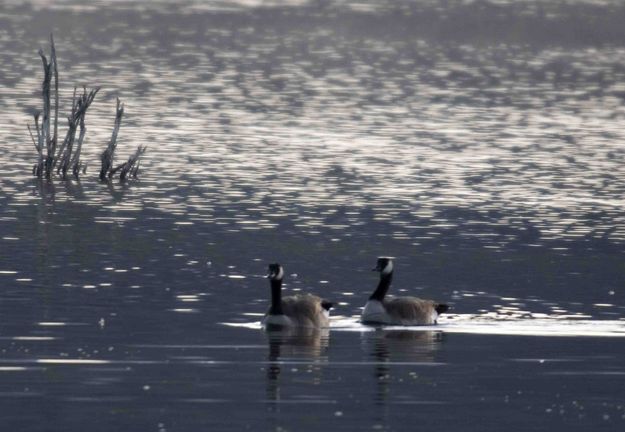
top-left (1, 0), bottom-right (625, 430)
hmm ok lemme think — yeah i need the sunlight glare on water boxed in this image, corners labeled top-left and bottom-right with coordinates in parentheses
top-left (1, 1), bottom-right (625, 250)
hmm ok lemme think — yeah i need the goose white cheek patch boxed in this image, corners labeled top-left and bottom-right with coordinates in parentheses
top-left (382, 261), bottom-right (393, 275)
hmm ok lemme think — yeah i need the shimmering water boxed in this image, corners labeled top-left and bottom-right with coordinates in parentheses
top-left (1, 0), bottom-right (624, 430)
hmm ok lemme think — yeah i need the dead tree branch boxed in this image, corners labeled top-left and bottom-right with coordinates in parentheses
top-left (38, 47), bottom-right (54, 178)
top-left (27, 36), bottom-right (143, 183)
top-left (29, 112), bottom-right (45, 176)
top-left (51, 34), bottom-right (59, 162)
top-left (57, 86), bottom-right (99, 178)
top-left (100, 98), bottom-right (124, 180)
top-left (109, 145), bottom-right (147, 181)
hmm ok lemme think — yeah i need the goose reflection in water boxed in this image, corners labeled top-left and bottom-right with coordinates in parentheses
top-left (362, 329), bottom-right (444, 405)
top-left (264, 327), bottom-right (330, 407)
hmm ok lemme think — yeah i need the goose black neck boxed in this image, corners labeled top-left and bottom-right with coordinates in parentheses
top-left (269, 278), bottom-right (284, 315)
top-left (369, 272), bottom-right (392, 301)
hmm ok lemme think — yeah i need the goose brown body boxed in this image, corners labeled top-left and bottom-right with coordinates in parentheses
top-left (268, 294), bottom-right (330, 328)
top-left (382, 297), bottom-right (442, 325)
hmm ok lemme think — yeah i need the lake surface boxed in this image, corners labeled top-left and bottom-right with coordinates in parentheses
top-left (1, 0), bottom-right (624, 430)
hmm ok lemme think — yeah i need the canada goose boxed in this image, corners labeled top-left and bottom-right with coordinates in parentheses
top-left (263, 263), bottom-right (333, 329)
top-left (361, 257), bottom-right (449, 325)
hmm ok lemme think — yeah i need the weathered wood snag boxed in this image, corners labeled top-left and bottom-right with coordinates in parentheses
top-left (100, 97), bottom-right (124, 180)
top-left (29, 34), bottom-right (58, 178)
top-left (56, 86), bottom-right (99, 179)
top-left (99, 99), bottom-right (146, 182)
top-left (29, 35), bottom-right (99, 180)
top-left (111, 145), bottom-right (147, 181)
top-left (28, 35), bottom-right (145, 183)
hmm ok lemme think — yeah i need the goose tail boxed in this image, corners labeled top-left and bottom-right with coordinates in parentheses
top-left (435, 303), bottom-right (449, 315)
top-left (321, 300), bottom-right (334, 311)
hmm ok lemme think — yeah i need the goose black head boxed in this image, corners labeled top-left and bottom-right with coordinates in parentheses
top-left (373, 257), bottom-right (394, 275)
top-left (267, 263), bottom-right (284, 281)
